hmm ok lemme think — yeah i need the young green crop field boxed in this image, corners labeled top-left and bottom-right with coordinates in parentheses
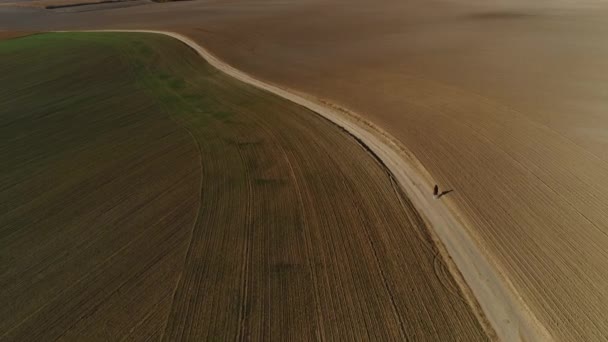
top-left (0, 33), bottom-right (488, 340)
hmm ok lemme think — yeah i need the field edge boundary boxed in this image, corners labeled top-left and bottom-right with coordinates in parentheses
top-left (52, 29), bottom-right (551, 341)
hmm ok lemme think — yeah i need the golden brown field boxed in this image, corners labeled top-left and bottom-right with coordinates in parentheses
top-left (171, 3), bottom-right (608, 338)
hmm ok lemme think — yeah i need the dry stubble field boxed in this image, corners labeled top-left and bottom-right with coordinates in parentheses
top-left (0, 33), bottom-right (489, 340)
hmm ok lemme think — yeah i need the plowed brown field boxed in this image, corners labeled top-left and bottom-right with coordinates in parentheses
top-left (0, 31), bottom-right (32, 40)
top-left (0, 33), bottom-right (488, 340)
top-left (0, 1), bottom-right (602, 339)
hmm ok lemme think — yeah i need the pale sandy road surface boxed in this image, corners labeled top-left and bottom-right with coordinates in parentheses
top-left (4, 0), bottom-right (608, 340)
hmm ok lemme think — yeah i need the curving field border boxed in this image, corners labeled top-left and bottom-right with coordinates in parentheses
top-left (57, 29), bottom-right (551, 341)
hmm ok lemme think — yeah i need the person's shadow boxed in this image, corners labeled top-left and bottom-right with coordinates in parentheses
top-left (438, 189), bottom-right (454, 199)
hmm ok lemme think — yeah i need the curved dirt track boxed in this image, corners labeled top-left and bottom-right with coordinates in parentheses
top-left (106, 29), bottom-right (546, 341)
top-left (0, 33), bottom-right (488, 341)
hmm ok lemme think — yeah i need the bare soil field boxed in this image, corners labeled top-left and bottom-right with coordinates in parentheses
top-left (0, 33), bottom-right (488, 340)
top-left (3, 0), bottom-right (608, 339)
top-left (44, 2), bottom-right (608, 340)
top-left (0, 31), bottom-right (33, 40)
top-left (0, 0), bottom-right (135, 8)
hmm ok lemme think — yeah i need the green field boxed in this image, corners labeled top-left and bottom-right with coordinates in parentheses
top-left (0, 33), bottom-right (487, 340)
